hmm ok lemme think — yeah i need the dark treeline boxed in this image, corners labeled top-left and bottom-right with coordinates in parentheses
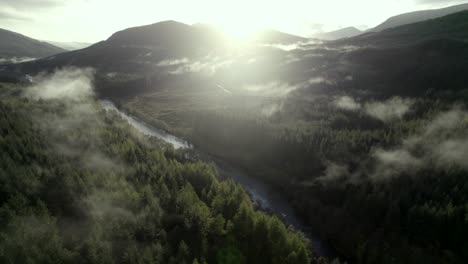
top-left (0, 87), bottom-right (318, 264)
top-left (188, 95), bottom-right (468, 264)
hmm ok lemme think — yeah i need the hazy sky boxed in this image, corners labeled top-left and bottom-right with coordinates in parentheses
top-left (0, 0), bottom-right (467, 43)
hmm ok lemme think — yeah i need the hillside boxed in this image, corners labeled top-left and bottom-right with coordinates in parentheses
top-left (0, 80), bottom-right (313, 264)
top-left (0, 28), bottom-right (64, 61)
top-left (314, 27), bottom-right (362, 40)
top-left (336, 10), bottom-right (468, 47)
top-left (254, 29), bottom-right (308, 44)
top-left (2, 3), bottom-right (468, 263)
top-left (371, 2), bottom-right (468, 32)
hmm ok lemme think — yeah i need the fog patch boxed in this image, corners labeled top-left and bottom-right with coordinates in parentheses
top-left (262, 43), bottom-right (300, 51)
top-left (22, 67), bottom-right (128, 174)
top-left (0, 56), bottom-right (36, 64)
top-left (371, 108), bottom-right (468, 180)
top-left (261, 40), bottom-right (322, 52)
top-left (334, 96), bottom-right (361, 111)
top-left (167, 56), bottom-right (233, 75)
top-left (85, 191), bottom-right (133, 220)
top-left (243, 81), bottom-right (299, 97)
top-left (316, 163), bottom-right (349, 183)
top-left (334, 96), bottom-right (413, 121)
top-left (23, 67), bottom-right (95, 101)
top-left (307, 77), bottom-right (334, 85)
top-left (323, 45), bottom-right (362, 53)
top-left (365, 97), bottom-right (414, 121)
top-left (156, 57), bottom-right (189, 66)
top-left (260, 102), bottom-right (283, 116)
top-left (285, 54), bottom-right (301, 64)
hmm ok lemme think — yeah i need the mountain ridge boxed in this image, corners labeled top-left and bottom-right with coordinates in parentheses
top-left (371, 2), bottom-right (468, 32)
top-left (314, 26), bottom-right (362, 40)
top-left (0, 28), bottom-right (65, 61)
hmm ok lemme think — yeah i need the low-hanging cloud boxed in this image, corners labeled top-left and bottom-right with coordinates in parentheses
top-left (371, 107), bottom-right (468, 180)
top-left (334, 96), bottom-right (361, 111)
top-left (316, 162), bottom-right (350, 183)
top-left (157, 56), bottom-right (233, 75)
top-left (156, 57), bottom-right (189, 66)
top-left (23, 67), bottom-right (95, 101)
top-left (365, 97), bottom-right (414, 121)
top-left (22, 67), bottom-right (124, 172)
top-left (0, 57), bottom-right (36, 64)
top-left (334, 96), bottom-right (413, 121)
top-left (243, 81), bottom-right (300, 97)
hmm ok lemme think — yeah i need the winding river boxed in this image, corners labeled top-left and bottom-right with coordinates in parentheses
top-left (101, 100), bottom-right (333, 258)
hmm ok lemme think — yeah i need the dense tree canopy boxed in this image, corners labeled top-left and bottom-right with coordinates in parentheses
top-left (0, 85), bottom-right (314, 264)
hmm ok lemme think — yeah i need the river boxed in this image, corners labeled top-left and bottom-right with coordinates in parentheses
top-left (101, 99), bottom-right (333, 258)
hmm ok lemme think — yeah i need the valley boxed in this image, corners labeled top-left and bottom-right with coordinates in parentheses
top-left (1, 3), bottom-right (468, 264)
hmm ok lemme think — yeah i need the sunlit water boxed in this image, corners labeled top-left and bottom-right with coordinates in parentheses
top-left (100, 99), bottom-right (333, 258)
top-left (100, 100), bottom-right (192, 149)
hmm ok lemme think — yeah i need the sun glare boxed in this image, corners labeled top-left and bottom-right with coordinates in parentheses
top-left (219, 21), bottom-right (265, 41)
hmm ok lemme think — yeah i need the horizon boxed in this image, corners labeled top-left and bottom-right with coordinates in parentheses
top-left (1, 0), bottom-right (467, 43)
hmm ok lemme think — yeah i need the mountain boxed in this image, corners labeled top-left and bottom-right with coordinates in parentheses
top-left (0, 28), bottom-right (65, 61)
top-left (254, 29), bottom-right (308, 44)
top-left (336, 10), bottom-right (468, 48)
top-left (45, 41), bottom-right (93, 51)
top-left (5, 13), bottom-right (468, 98)
top-left (371, 2), bottom-right (468, 32)
top-left (314, 27), bottom-right (362, 40)
top-left (5, 21), bottom-right (306, 76)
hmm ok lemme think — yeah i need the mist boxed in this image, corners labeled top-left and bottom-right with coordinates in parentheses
top-left (24, 67), bottom-right (95, 101)
top-left (334, 96), bottom-right (413, 121)
top-left (371, 107), bottom-right (468, 180)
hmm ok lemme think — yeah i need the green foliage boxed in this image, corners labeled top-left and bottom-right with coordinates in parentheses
top-left (0, 94), bottom-right (311, 263)
top-left (184, 96), bottom-right (468, 264)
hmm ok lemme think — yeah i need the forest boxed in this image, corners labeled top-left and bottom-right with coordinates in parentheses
top-left (1, 7), bottom-right (468, 264)
top-left (179, 94), bottom-right (468, 264)
top-left (0, 82), bottom-right (319, 264)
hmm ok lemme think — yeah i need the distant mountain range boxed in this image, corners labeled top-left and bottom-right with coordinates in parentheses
top-left (5, 20), bottom-right (309, 74)
top-left (314, 27), bottom-right (362, 40)
top-left (371, 2), bottom-right (468, 32)
top-left (45, 41), bottom-right (93, 51)
top-left (3, 8), bottom-right (468, 99)
top-left (0, 28), bottom-right (64, 61)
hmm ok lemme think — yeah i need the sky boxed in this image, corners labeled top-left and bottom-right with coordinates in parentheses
top-left (0, 0), bottom-right (467, 43)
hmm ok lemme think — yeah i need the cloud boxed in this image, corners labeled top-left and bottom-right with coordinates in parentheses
top-left (0, 57), bottom-right (36, 64)
top-left (0, 0), bottom-right (68, 21)
top-left (334, 96), bottom-right (361, 111)
top-left (260, 102), bottom-right (284, 116)
top-left (364, 97), bottom-right (413, 121)
top-left (0, 9), bottom-right (32, 21)
top-left (23, 67), bottom-right (95, 101)
top-left (316, 163), bottom-right (349, 183)
top-left (307, 77), bottom-right (334, 85)
top-left (372, 148), bottom-right (423, 179)
top-left (371, 108), bottom-right (468, 180)
top-left (156, 57), bottom-right (189, 66)
top-left (334, 96), bottom-right (413, 121)
top-left (243, 81), bottom-right (300, 97)
top-left (2, 0), bottom-right (65, 10)
top-left (164, 56), bottom-right (233, 75)
top-left (22, 67), bottom-right (133, 179)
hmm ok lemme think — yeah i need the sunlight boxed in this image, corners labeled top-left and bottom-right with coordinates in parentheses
top-left (218, 20), bottom-right (264, 41)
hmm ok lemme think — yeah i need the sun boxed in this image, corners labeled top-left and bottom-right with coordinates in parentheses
top-left (219, 20), bottom-right (264, 41)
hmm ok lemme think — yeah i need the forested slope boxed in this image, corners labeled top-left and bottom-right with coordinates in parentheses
top-left (0, 74), bottom-right (314, 264)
